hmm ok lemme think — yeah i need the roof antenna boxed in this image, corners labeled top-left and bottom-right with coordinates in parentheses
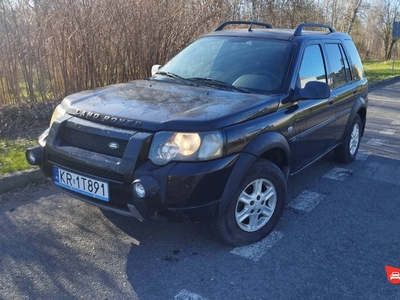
top-left (249, 0), bottom-right (256, 32)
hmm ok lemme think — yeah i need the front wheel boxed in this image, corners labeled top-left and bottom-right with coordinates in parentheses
top-left (335, 114), bottom-right (362, 164)
top-left (213, 159), bottom-right (287, 246)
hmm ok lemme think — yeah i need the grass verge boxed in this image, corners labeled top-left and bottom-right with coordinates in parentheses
top-left (0, 139), bottom-right (38, 175)
top-left (363, 59), bottom-right (400, 83)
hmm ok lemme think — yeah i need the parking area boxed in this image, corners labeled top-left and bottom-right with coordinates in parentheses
top-left (1, 81), bottom-right (400, 300)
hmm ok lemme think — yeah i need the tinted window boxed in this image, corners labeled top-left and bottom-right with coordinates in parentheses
top-left (299, 44), bottom-right (327, 88)
top-left (325, 43), bottom-right (355, 87)
top-left (339, 45), bottom-right (352, 81)
top-left (344, 40), bottom-right (364, 81)
top-left (159, 37), bottom-right (294, 94)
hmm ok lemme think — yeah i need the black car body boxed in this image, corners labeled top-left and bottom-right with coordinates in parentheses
top-left (27, 21), bottom-right (368, 245)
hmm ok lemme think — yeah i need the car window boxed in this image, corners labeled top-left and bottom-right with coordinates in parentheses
top-left (325, 43), bottom-right (352, 88)
top-left (161, 38), bottom-right (224, 79)
top-left (159, 37), bottom-right (294, 94)
top-left (343, 39), bottom-right (365, 81)
top-left (298, 44), bottom-right (327, 88)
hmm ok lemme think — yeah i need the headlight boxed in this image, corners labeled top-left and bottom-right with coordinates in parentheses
top-left (149, 131), bottom-right (224, 165)
top-left (49, 104), bottom-right (67, 127)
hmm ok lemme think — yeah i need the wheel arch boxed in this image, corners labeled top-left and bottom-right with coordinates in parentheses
top-left (216, 131), bottom-right (290, 217)
top-left (345, 97), bottom-right (368, 139)
top-left (242, 131), bottom-right (290, 179)
top-left (357, 105), bottom-right (367, 136)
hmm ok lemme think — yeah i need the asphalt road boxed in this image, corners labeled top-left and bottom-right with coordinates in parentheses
top-left (1, 81), bottom-right (400, 300)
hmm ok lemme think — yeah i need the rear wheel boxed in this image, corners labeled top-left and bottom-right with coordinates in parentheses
top-left (213, 159), bottom-right (286, 246)
top-left (335, 114), bottom-right (362, 164)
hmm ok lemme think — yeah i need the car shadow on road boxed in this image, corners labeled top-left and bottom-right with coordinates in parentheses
top-left (100, 209), bottom-right (235, 299)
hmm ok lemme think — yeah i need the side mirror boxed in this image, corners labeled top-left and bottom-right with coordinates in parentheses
top-left (151, 65), bottom-right (162, 76)
top-left (294, 81), bottom-right (331, 101)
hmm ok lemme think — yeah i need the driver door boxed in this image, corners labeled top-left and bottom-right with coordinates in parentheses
top-left (291, 43), bottom-right (338, 172)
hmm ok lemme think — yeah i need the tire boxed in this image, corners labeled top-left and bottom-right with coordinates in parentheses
top-left (213, 159), bottom-right (287, 246)
top-left (334, 114), bottom-right (362, 164)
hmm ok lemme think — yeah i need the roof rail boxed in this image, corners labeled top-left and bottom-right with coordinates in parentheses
top-left (214, 21), bottom-right (272, 32)
top-left (293, 23), bottom-right (335, 36)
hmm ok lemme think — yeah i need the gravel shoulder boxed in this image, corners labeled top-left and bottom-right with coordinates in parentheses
top-left (0, 180), bottom-right (52, 209)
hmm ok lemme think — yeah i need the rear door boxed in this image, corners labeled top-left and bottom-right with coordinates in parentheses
top-left (323, 42), bottom-right (360, 137)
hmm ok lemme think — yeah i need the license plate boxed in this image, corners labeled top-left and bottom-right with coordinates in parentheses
top-left (53, 166), bottom-right (109, 202)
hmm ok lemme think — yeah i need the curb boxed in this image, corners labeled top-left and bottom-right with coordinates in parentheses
top-left (368, 75), bottom-right (400, 89)
top-left (0, 168), bottom-right (46, 194)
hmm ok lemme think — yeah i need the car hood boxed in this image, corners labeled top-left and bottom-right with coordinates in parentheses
top-left (62, 80), bottom-right (281, 131)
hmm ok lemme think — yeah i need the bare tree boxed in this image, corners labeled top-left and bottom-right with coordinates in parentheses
top-left (0, 0), bottom-right (226, 105)
top-left (1, 0), bottom-right (400, 106)
top-left (348, 0), bottom-right (363, 34)
top-left (367, 0), bottom-right (400, 59)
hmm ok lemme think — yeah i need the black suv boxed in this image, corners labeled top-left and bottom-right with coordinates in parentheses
top-left (27, 21), bottom-right (368, 246)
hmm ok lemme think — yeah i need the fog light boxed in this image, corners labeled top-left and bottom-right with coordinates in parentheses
top-left (134, 182), bottom-right (146, 198)
top-left (26, 146), bottom-right (43, 165)
top-left (132, 176), bottom-right (159, 199)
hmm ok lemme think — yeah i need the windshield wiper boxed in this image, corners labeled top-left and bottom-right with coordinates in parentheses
top-left (187, 77), bottom-right (250, 93)
top-left (155, 71), bottom-right (196, 86)
top-left (156, 71), bottom-right (183, 80)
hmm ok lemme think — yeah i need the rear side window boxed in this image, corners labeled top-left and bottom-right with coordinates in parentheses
top-left (325, 43), bottom-right (352, 88)
top-left (343, 39), bottom-right (364, 81)
top-left (298, 44), bottom-right (327, 88)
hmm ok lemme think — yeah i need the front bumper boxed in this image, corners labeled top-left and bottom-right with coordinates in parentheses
top-left (27, 144), bottom-right (240, 222)
top-left (26, 117), bottom-right (248, 223)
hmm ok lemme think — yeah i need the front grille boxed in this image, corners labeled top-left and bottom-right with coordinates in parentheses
top-left (49, 154), bottom-right (124, 182)
top-left (61, 127), bottom-right (128, 158)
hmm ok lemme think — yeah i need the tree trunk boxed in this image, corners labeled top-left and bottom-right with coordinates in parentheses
top-left (348, 0), bottom-right (362, 35)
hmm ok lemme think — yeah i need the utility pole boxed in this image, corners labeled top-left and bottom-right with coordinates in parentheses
top-left (392, 21), bottom-right (400, 74)
top-left (392, 38), bottom-right (398, 74)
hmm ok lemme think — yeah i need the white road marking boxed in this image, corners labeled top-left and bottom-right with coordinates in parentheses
top-left (379, 129), bottom-right (396, 135)
top-left (356, 151), bottom-right (369, 161)
top-left (391, 120), bottom-right (400, 126)
top-left (369, 95), bottom-right (391, 101)
top-left (366, 138), bottom-right (385, 146)
top-left (370, 96), bottom-right (400, 104)
top-left (287, 190), bottom-right (326, 213)
top-left (323, 167), bottom-right (353, 181)
top-left (230, 231), bottom-right (283, 262)
top-left (175, 289), bottom-right (208, 300)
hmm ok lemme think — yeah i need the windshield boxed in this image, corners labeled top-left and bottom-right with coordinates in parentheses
top-left (157, 36), bottom-right (294, 94)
